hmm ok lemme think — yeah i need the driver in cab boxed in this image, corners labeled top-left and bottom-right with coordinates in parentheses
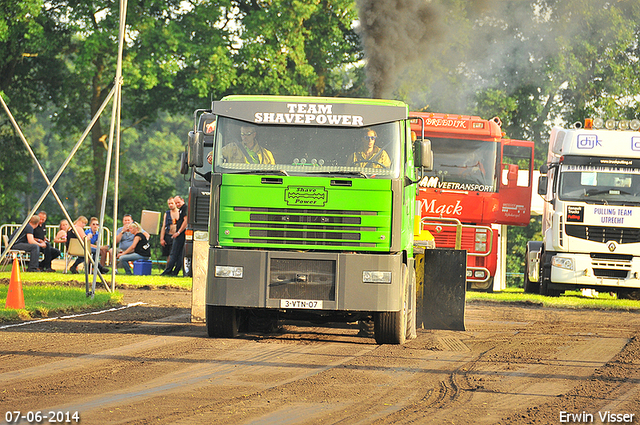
top-left (349, 128), bottom-right (390, 168)
top-left (220, 125), bottom-right (275, 165)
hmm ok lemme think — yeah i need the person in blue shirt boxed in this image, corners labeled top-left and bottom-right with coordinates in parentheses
top-left (68, 217), bottom-right (109, 274)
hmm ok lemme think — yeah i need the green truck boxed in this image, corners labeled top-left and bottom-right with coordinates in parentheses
top-left (187, 95), bottom-right (464, 344)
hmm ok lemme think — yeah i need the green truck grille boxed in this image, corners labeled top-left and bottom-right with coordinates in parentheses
top-left (231, 207), bottom-right (376, 248)
top-left (217, 176), bottom-right (392, 251)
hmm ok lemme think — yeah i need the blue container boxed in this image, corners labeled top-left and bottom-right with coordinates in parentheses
top-left (133, 259), bottom-right (152, 276)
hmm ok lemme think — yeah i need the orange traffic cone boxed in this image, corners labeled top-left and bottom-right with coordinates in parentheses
top-left (5, 257), bottom-right (25, 309)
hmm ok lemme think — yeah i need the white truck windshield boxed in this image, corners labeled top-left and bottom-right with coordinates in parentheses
top-left (559, 164), bottom-right (640, 205)
top-left (212, 118), bottom-right (402, 178)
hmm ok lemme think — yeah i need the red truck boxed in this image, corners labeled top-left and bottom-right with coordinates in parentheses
top-left (411, 112), bottom-right (534, 291)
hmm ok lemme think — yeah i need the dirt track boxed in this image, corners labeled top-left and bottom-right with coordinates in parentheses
top-left (1, 288), bottom-right (639, 425)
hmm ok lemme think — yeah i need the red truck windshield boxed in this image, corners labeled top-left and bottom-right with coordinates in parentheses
top-left (419, 137), bottom-right (498, 192)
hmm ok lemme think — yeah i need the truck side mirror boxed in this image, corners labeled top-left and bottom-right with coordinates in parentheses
top-left (539, 163), bottom-right (548, 174)
top-left (537, 175), bottom-right (548, 196)
top-left (187, 131), bottom-right (204, 167)
top-left (179, 150), bottom-right (189, 175)
top-left (415, 138), bottom-right (433, 171)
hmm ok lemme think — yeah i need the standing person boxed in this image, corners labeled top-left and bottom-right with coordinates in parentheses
top-left (33, 211), bottom-right (61, 272)
top-left (159, 197), bottom-right (180, 262)
top-left (116, 222), bottom-right (151, 275)
top-left (161, 195), bottom-right (187, 276)
top-left (11, 215), bottom-right (46, 272)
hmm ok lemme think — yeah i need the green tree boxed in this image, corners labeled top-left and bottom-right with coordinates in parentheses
top-left (232, 0), bottom-right (361, 96)
top-left (0, 0), bottom-right (70, 222)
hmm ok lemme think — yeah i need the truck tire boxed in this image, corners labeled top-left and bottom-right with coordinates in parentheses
top-left (524, 242), bottom-right (541, 294)
top-left (617, 289), bottom-right (640, 300)
top-left (539, 252), bottom-right (562, 297)
top-left (183, 256), bottom-right (192, 278)
top-left (206, 305), bottom-right (239, 338)
top-left (406, 266), bottom-right (417, 340)
top-left (374, 265), bottom-right (409, 345)
top-left (468, 277), bottom-right (494, 293)
top-left (523, 266), bottom-right (539, 294)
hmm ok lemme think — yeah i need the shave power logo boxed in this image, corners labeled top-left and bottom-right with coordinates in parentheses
top-left (285, 186), bottom-right (328, 206)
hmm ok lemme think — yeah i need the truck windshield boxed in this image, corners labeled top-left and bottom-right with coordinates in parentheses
top-left (559, 165), bottom-right (640, 205)
top-left (212, 117), bottom-right (402, 178)
top-left (420, 138), bottom-right (498, 192)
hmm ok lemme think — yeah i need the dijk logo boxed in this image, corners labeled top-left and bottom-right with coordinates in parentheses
top-left (577, 134), bottom-right (601, 149)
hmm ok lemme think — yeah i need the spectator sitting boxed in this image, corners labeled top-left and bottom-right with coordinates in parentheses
top-left (110, 214), bottom-right (150, 269)
top-left (53, 219), bottom-right (70, 244)
top-left (66, 216), bottom-right (88, 248)
top-left (33, 210), bottom-right (61, 272)
top-left (11, 215), bottom-right (47, 272)
top-left (116, 221), bottom-right (151, 275)
top-left (67, 216), bottom-right (109, 274)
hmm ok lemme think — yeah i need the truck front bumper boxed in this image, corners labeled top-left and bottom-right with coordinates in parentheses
top-left (550, 253), bottom-right (640, 289)
top-left (207, 248), bottom-right (404, 312)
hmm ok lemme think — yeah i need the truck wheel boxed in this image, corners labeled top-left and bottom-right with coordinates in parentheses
top-left (183, 256), bottom-right (192, 278)
top-left (406, 266), bottom-right (417, 340)
top-left (206, 305), bottom-right (239, 338)
top-left (539, 255), bottom-right (561, 297)
top-left (524, 241), bottom-right (541, 294)
top-left (374, 265), bottom-right (409, 345)
top-left (617, 289), bottom-right (640, 300)
top-left (523, 258), bottom-right (539, 294)
top-left (468, 277), bottom-right (494, 293)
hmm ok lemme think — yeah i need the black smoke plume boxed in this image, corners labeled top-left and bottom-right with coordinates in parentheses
top-left (355, 0), bottom-right (444, 99)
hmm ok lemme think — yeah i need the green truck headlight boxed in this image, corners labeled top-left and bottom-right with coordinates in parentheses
top-left (215, 265), bottom-right (244, 278)
top-left (551, 257), bottom-right (574, 271)
top-left (363, 271), bottom-right (392, 284)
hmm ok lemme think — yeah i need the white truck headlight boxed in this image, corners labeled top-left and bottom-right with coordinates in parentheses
top-left (215, 265), bottom-right (244, 278)
top-left (551, 257), bottom-right (574, 271)
top-left (363, 271), bottom-right (392, 284)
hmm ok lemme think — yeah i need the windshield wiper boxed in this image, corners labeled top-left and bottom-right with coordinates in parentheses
top-left (305, 171), bottom-right (369, 178)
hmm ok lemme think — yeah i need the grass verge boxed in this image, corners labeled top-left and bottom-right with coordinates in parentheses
top-left (467, 287), bottom-right (640, 311)
top-left (0, 268), bottom-right (191, 323)
top-left (0, 284), bottom-right (122, 322)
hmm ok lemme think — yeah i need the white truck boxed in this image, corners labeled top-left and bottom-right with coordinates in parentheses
top-left (525, 118), bottom-right (640, 299)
